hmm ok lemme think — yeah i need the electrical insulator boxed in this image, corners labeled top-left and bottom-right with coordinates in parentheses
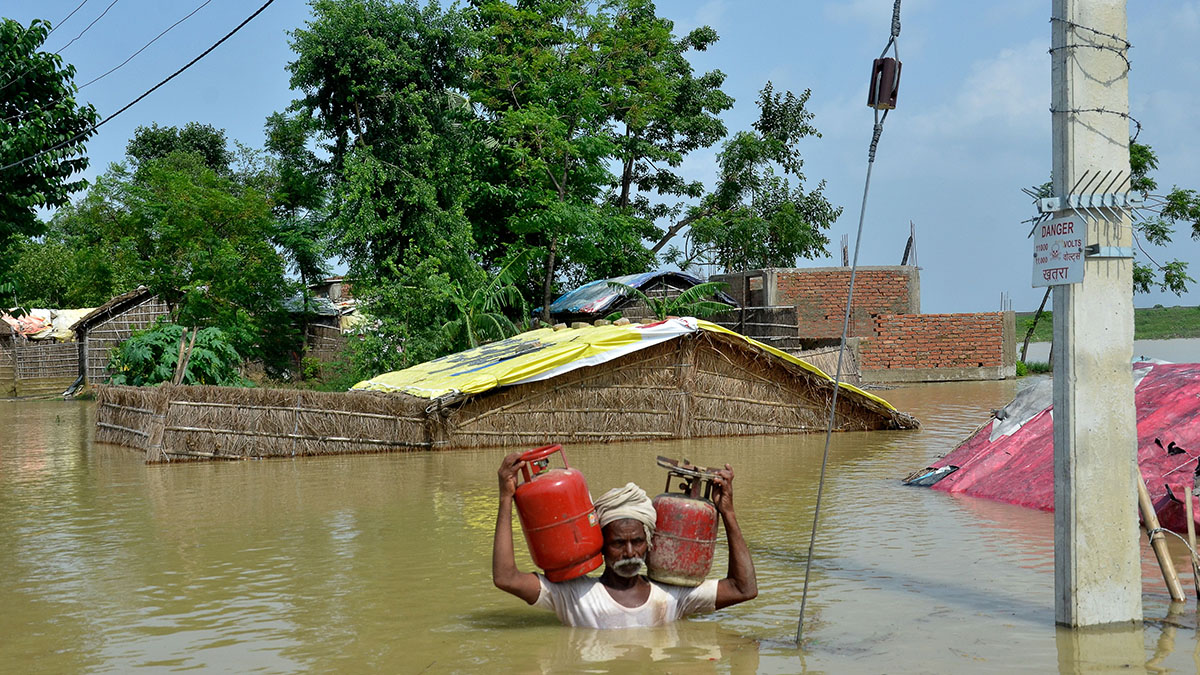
top-left (867, 57), bottom-right (901, 110)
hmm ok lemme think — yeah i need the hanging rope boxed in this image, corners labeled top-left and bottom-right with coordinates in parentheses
top-left (796, 0), bottom-right (903, 645)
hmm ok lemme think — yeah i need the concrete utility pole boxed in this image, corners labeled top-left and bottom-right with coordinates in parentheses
top-left (1051, 0), bottom-right (1141, 626)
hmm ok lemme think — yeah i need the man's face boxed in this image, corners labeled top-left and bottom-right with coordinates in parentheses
top-left (602, 518), bottom-right (648, 578)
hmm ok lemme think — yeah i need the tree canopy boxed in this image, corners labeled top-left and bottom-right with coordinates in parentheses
top-left (0, 18), bottom-right (97, 274)
top-left (5, 0), bottom-right (844, 384)
top-left (1128, 140), bottom-right (1200, 295)
top-left (125, 121), bottom-right (234, 175)
top-left (275, 0), bottom-right (842, 369)
top-left (13, 125), bottom-right (299, 371)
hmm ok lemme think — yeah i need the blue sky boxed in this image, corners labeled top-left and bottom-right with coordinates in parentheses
top-left (5, 0), bottom-right (1198, 314)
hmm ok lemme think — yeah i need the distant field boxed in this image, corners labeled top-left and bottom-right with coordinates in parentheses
top-left (1016, 305), bottom-right (1200, 343)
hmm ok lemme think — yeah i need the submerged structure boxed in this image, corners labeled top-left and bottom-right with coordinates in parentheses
top-left (96, 318), bottom-right (918, 463)
top-left (907, 361), bottom-right (1200, 532)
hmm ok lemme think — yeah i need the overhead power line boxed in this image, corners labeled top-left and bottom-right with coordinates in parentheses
top-left (0, 1), bottom-right (90, 86)
top-left (0, 0), bottom-right (119, 92)
top-left (79, 0), bottom-right (213, 90)
top-left (54, 0), bottom-right (121, 55)
top-left (47, 0), bottom-right (92, 39)
top-left (0, 0), bottom-right (278, 174)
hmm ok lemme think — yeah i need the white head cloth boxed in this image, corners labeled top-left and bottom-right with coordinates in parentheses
top-left (593, 482), bottom-right (657, 545)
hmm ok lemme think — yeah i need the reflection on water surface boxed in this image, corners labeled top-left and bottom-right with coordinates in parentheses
top-left (2, 380), bottom-right (1199, 672)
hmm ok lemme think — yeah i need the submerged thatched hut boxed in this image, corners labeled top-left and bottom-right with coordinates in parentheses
top-left (354, 317), bottom-right (916, 445)
top-left (95, 318), bottom-right (917, 463)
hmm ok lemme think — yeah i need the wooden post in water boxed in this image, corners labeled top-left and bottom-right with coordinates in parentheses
top-left (1136, 474), bottom-right (1185, 602)
top-left (1188, 476), bottom-right (1199, 601)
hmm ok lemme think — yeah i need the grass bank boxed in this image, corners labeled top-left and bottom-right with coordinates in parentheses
top-left (1016, 305), bottom-right (1200, 343)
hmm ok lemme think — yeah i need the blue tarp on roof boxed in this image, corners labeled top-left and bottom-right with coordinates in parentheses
top-left (548, 271), bottom-right (738, 317)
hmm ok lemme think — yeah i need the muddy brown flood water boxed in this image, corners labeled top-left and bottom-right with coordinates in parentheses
top-left (3, 378), bottom-right (1200, 672)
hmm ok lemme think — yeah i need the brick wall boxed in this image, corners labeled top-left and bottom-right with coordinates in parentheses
top-left (858, 313), bottom-right (1008, 371)
top-left (774, 267), bottom-right (919, 339)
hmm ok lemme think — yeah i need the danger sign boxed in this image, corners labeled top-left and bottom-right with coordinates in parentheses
top-left (1033, 215), bottom-right (1083, 287)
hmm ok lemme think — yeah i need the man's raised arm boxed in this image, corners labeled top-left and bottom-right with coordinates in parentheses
top-left (711, 464), bottom-right (757, 609)
top-left (492, 452), bottom-right (542, 604)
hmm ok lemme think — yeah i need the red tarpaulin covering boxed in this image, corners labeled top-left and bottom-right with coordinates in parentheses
top-left (917, 362), bottom-right (1200, 533)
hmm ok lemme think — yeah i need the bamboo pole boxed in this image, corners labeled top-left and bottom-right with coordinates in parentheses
top-left (1137, 473), bottom-right (1186, 602)
top-left (171, 327), bottom-right (189, 385)
top-left (1188, 474), bottom-right (1199, 601)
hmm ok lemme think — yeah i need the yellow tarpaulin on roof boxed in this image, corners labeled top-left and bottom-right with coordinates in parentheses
top-left (352, 317), bottom-right (894, 410)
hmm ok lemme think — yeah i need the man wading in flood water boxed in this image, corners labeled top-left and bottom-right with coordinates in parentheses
top-left (492, 453), bottom-right (757, 628)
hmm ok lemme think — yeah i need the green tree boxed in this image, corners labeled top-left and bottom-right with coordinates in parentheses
top-left (8, 168), bottom-right (144, 308)
top-left (125, 122), bottom-right (234, 174)
top-left (0, 18), bottom-right (98, 284)
top-left (264, 112), bottom-right (331, 347)
top-left (1128, 140), bottom-right (1200, 295)
top-left (663, 83), bottom-right (841, 272)
top-left (471, 0), bottom-right (606, 319)
top-left (605, 280), bottom-right (732, 320)
top-left (264, 112), bottom-right (329, 288)
top-left (31, 146), bottom-right (297, 370)
top-left (122, 152), bottom-right (294, 365)
top-left (281, 1), bottom-right (841, 372)
top-left (443, 252), bottom-right (529, 350)
top-left (108, 322), bottom-right (247, 386)
top-left (287, 0), bottom-right (480, 371)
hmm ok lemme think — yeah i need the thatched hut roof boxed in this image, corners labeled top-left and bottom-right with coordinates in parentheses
top-left (70, 286), bottom-right (158, 332)
top-left (353, 318), bottom-right (906, 419)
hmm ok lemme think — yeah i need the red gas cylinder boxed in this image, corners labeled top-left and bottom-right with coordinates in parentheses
top-left (647, 457), bottom-right (720, 587)
top-left (513, 444), bottom-right (603, 582)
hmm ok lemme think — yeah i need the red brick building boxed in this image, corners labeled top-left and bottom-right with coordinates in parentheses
top-left (712, 267), bottom-right (1015, 383)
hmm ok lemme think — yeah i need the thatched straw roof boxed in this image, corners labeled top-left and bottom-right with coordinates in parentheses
top-left (70, 286), bottom-right (157, 332)
top-left (353, 318), bottom-right (901, 413)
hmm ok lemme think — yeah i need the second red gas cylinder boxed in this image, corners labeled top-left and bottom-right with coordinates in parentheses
top-left (647, 457), bottom-right (719, 587)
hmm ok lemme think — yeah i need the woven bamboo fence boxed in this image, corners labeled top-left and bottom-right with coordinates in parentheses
top-left (95, 330), bottom-right (916, 463)
top-left (793, 345), bottom-right (862, 386)
top-left (0, 346), bottom-right (14, 397)
top-left (8, 341), bottom-right (79, 397)
top-left (305, 323), bottom-right (348, 362)
top-left (84, 294), bottom-right (170, 384)
top-left (96, 384), bottom-right (430, 462)
top-left (709, 306), bottom-right (800, 339)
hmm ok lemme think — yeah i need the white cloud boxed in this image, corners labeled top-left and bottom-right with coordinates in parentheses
top-left (906, 38), bottom-right (1046, 142)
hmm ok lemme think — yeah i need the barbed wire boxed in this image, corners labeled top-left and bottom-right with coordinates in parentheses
top-left (1048, 16), bottom-right (1132, 75)
top-left (1051, 16), bottom-right (1132, 51)
top-left (1048, 107), bottom-right (1142, 142)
